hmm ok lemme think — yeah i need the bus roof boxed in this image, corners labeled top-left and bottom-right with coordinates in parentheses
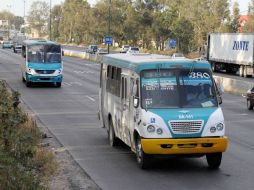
top-left (102, 53), bottom-right (211, 73)
top-left (23, 39), bottom-right (60, 46)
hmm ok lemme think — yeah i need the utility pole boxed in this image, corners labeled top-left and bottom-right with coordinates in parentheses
top-left (23, 0), bottom-right (25, 34)
top-left (107, 0), bottom-right (111, 54)
top-left (49, 0), bottom-right (52, 41)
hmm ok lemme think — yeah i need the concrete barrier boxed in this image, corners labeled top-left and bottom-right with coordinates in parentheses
top-left (63, 49), bottom-right (254, 95)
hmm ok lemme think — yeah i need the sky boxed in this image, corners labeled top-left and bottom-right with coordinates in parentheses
top-left (0, 0), bottom-right (251, 17)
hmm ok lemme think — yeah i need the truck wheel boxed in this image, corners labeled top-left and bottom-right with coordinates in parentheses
top-left (239, 65), bottom-right (243, 77)
top-left (136, 136), bottom-right (150, 169)
top-left (243, 66), bottom-right (248, 78)
top-left (206, 153), bottom-right (222, 169)
top-left (108, 119), bottom-right (119, 147)
top-left (247, 99), bottom-right (253, 110)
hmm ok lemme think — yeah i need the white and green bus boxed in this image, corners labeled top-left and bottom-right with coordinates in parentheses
top-left (99, 53), bottom-right (227, 169)
top-left (21, 39), bottom-right (63, 87)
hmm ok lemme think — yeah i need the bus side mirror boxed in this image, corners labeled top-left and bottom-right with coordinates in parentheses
top-left (62, 51), bottom-right (64, 56)
top-left (217, 95), bottom-right (222, 105)
top-left (134, 97), bottom-right (139, 108)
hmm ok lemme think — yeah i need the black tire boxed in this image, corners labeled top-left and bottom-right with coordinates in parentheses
top-left (25, 79), bottom-right (31, 87)
top-left (206, 153), bottom-right (222, 169)
top-left (247, 99), bottom-right (253, 110)
top-left (136, 136), bottom-right (151, 169)
top-left (56, 82), bottom-right (62, 88)
top-left (108, 119), bottom-right (119, 147)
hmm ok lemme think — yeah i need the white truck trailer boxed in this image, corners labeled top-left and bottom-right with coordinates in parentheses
top-left (205, 33), bottom-right (254, 77)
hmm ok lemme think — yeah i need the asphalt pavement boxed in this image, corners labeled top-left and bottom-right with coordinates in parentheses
top-left (0, 48), bottom-right (254, 190)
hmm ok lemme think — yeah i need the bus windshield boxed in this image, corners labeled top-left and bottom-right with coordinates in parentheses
top-left (27, 44), bottom-right (61, 63)
top-left (141, 69), bottom-right (218, 109)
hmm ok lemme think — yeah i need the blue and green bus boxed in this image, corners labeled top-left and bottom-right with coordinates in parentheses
top-left (99, 53), bottom-right (228, 169)
top-left (21, 39), bottom-right (63, 87)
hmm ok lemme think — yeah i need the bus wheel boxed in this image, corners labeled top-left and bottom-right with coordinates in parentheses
top-left (25, 80), bottom-right (31, 87)
top-left (206, 153), bottom-right (222, 169)
top-left (109, 120), bottom-right (118, 147)
top-left (56, 82), bottom-right (61, 88)
top-left (247, 100), bottom-right (253, 110)
top-left (136, 136), bottom-right (150, 169)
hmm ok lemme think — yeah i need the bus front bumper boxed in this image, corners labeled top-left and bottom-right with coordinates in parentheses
top-left (141, 137), bottom-right (228, 155)
top-left (27, 74), bottom-right (63, 83)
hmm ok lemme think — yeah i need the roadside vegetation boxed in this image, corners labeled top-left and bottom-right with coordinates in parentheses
top-left (0, 81), bottom-right (56, 190)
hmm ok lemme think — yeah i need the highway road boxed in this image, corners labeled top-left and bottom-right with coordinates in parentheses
top-left (0, 48), bottom-right (254, 190)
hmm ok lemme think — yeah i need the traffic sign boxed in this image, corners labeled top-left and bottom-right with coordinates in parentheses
top-left (104, 36), bottom-right (113, 45)
top-left (168, 39), bottom-right (177, 49)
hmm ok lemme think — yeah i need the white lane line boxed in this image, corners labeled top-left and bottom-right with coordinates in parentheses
top-left (86, 95), bottom-right (96, 102)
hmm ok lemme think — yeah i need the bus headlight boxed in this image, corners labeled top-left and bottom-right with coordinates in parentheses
top-left (58, 69), bottom-right (62, 74)
top-left (147, 125), bottom-right (155, 133)
top-left (156, 128), bottom-right (163, 135)
top-left (216, 123), bottom-right (224, 131)
top-left (210, 126), bottom-right (216, 133)
top-left (26, 68), bottom-right (33, 74)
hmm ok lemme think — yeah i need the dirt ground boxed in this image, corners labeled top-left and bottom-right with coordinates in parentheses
top-left (41, 126), bottom-right (101, 190)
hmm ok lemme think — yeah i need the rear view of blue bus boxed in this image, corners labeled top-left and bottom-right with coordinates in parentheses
top-left (21, 40), bottom-right (63, 87)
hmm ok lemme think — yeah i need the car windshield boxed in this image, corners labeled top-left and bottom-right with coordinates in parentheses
top-left (141, 69), bottom-right (217, 108)
top-left (131, 47), bottom-right (139, 51)
top-left (27, 44), bottom-right (61, 63)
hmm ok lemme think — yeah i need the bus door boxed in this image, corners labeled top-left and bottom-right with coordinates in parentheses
top-left (121, 75), bottom-right (130, 145)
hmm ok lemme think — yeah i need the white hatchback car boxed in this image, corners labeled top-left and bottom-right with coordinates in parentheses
top-left (127, 47), bottom-right (140, 54)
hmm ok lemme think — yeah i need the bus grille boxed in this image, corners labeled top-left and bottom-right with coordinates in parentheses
top-left (35, 70), bottom-right (55, 74)
top-left (169, 120), bottom-right (203, 134)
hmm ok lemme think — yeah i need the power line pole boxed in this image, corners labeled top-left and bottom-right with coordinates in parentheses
top-left (107, 0), bottom-right (111, 54)
top-left (49, 0), bottom-right (52, 41)
top-left (23, 0), bottom-right (25, 34)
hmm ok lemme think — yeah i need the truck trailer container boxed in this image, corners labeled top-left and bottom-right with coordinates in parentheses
top-left (205, 33), bottom-right (254, 77)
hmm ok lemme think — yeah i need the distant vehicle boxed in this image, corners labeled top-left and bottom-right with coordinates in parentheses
top-left (2, 41), bottom-right (13, 49)
top-left (13, 45), bottom-right (22, 53)
top-left (195, 57), bottom-right (206, 61)
top-left (171, 53), bottom-right (185, 59)
top-left (21, 39), bottom-right (63, 87)
top-left (120, 45), bottom-right (130, 53)
top-left (12, 33), bottom-right (26, 53)
top-left (126, 47), bottom-right (140, 54)
top-left (96, 48), bottom-right (108, 55)
top-left (247, 87), bottom-right (254, 110)
top-left (86, 45), bottom-right (98, 54)
top-left (204, 33), bottom-right (254, 78)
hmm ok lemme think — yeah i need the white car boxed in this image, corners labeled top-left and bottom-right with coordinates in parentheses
top-left (127, 47), bottom-right (140, 54)
top-left (172, 53), bottom-right (185, 59)
top-left (120, 45), bottom-right (130, 53)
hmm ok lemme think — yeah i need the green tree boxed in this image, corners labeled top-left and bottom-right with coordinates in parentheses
top-left (51, 5), bottom-right (62, 41)
top-left (230, 1), bottom-right (240, 32)
top-left (243, 0), bottom-right (254, 32)
top-left (27, 0), bottom-right (50, 37)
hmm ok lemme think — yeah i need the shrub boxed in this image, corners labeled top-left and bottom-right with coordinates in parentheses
top-left (0, 81), bottom-right (56, 189)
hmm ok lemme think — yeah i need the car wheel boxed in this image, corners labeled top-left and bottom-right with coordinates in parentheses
top-left (206, 152), bottom-right (222, 169)
top-left (136, 136), bottom-right (150, 169)
top-left (108, 119), bottom-right (119, 147)
top-left (247, 99), bottom-right (253, 110)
